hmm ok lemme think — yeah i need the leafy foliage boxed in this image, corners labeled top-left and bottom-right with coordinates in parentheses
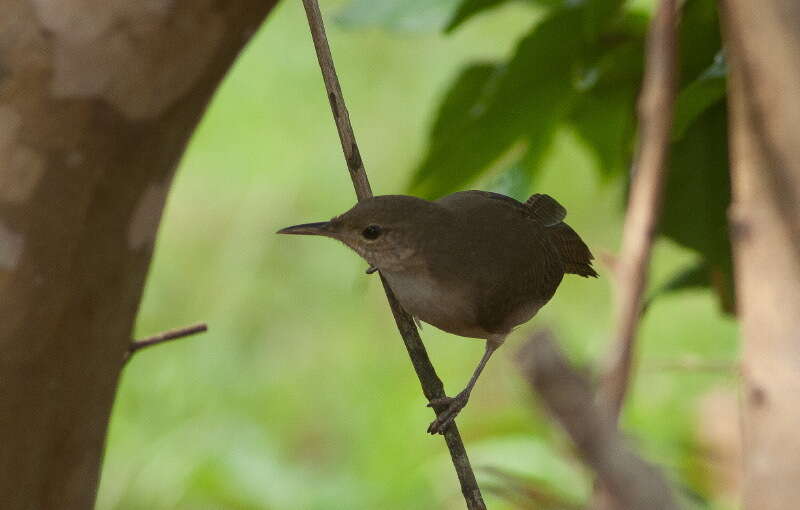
top-left (411, 0), bottom-right (627, 197)
top-left (446, 0), bottom-right (563, 32)
top-left (337, 0), bottom-right (732, 310)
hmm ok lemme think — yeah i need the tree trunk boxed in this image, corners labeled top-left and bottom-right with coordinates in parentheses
top-left (721, 1), bottom-right (800, 508)
top-left (0, 1), bottom-right (277, 507)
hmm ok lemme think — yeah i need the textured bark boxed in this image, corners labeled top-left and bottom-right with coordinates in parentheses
top-left (721, 1), bottom-right (800, 508)
top-left (0, 1), bottom-right (277, 508)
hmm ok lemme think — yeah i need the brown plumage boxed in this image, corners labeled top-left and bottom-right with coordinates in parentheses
top-left (278, 190), bottom-right (597, 433)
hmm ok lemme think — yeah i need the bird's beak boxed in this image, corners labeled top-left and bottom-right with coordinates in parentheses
top-left (276, 221), bottom-right (333, 237)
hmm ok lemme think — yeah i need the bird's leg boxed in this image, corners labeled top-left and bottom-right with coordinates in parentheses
top-left (427, 341), bottom-right (499, 435)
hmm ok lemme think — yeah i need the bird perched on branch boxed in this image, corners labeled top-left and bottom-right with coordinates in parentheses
top-left (278, 190), bottom-right (597, 434)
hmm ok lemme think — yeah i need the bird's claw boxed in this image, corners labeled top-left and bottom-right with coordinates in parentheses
top-left (426, 392), bottom-right (469, 435)
top-left (365, 265), bottom-right (378, 274)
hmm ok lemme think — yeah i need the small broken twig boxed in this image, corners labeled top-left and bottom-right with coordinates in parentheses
top-left (517, 330), bottom-right (678, 510)
top-left (300, 1), bottom-right (485, 508)
top-left (600, 0), bottom-right (680, 421)
top-left (124, 323), bottom-right (208, 364)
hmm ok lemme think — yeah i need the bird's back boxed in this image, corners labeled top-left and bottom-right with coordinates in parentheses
top-left (427, 191), bottom-right (595, 336)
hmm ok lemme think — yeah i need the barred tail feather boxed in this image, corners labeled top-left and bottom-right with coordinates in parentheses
top-left (549, 222), bottom-right (598, 278)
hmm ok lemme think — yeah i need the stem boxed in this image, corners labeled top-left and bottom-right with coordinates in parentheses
top-left (124, 323), bottom-right (208, 365)
top-left (599, 0), bottom-right (680, 422)
top-left (300, 1), bottom-right (486, 508)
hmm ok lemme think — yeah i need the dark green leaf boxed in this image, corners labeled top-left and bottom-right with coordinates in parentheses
top-left (645, 260), bottom-right (734, 315)
top-left (411, 9), bottom-right (589, 197)
top-left (677, 0), bottom-right (722, 87)
top-left (570, 86), bottom-right (636, 177)
top-left (643, 262), bottom-right (710, 313)
top-left (486, 145), bottom-right (545, 200)
top-left (430, 63), bottom-right (501, 141)
top-left (445, 0), bottom-right (560, 33)
top-left (660, 103), bottom-right (734, 312)
top-left (663, 104), bottom-right (729, 263)
top-left (569, 31), bottom-right (645, 176)
top-left (672, 51), bottom-right (726, 140)
top-left (336, 0), bottom-right (461, 32)
top-left (579, 0), bottom-right (628, 40)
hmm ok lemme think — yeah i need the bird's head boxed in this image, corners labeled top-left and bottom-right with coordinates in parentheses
top-left (278, 195), bottom-right (441, 271)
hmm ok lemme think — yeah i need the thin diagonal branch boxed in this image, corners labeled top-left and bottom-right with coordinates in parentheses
top-left (600, 0), bottom-right (680, 421)
top-left (300, 1), bottom-right (486, 508)
top-left (518, 330), bottom-right (677, 510)
top-left (123, 323), bottom-right (208, 365)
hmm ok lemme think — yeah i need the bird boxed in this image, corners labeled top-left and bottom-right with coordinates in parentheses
top-left (278, 190), bottom-right (597, 434)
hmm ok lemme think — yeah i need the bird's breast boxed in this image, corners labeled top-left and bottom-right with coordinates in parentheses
top-left (382, 269), bottom-right (488, 339)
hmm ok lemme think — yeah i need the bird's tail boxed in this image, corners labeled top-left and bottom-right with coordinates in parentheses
top-left (525, 193), bottom-right (598, 278)
top-left (549, 222), bottom-right (598, 278)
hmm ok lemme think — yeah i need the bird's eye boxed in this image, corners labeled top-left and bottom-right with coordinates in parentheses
top-left (362, 225), bottom-right (382, 240)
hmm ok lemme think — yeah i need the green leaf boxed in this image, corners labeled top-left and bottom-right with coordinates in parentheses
top-left (336, 0), bottom-right (462, 33)
top-left (569, 27), bottom-right (645, 176)
top-left (643, 262), bottom-right (709, 313)
top-left (660, 103), bottom-right (734, 312)
top-left (446, 0), bottom-right (513, 32)
top-left (570, 86), bottom-right (636, 177)
top-left (413, 3), bottom-right (629, 198)
top-left (445, 0), bottom-right (560, 32)
top-left (430, 63), bottom-right (501, 142)
top-left (486, 145), bottom-right (544, 200)
top-left (663, 104), bottom-right (729, 263)
top-left (677, 0), bottom-right (722, 87)
top-left (672, 51), bottom-right (726, 140)
top-left (579, 0), bottom-right (629, 40)
top-left (645, 260), bottom-right (734, 315)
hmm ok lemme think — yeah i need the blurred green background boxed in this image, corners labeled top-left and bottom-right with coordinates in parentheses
top-left (97, 1), bottom-right (738, 508)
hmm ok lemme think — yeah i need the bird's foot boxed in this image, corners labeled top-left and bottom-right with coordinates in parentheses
top-left (426, 391), bottom-right (470, 435)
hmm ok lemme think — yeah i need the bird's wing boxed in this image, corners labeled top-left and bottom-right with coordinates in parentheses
top-left (436, 190), bottom-right (524, 210)
top-left (524, 193), bottom-right (566, 226)
top-left (436, 190), bottom-right (567, 226)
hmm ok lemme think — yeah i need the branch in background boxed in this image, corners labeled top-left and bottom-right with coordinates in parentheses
top-left (300, 1), bottom-right (486, 508)
top-left (124, 323), bottom-right (208, 365)
top-left (517, 330), bottom-right (678, 510)
top-left (599, 0), bottom-right (680, 421)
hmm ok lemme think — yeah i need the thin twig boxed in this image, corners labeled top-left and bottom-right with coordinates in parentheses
top-left (123, 323), bottom-right (208, 364)
top-left (600, 0), bottom-right (680, 421)
top-left (517, 331), bottom-right (678, 510)
top-left (300, 1), bottom-right (486, 508)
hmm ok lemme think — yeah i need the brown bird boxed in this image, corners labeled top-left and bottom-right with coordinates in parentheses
top-left (278, 190), bottom-right (597, 434)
